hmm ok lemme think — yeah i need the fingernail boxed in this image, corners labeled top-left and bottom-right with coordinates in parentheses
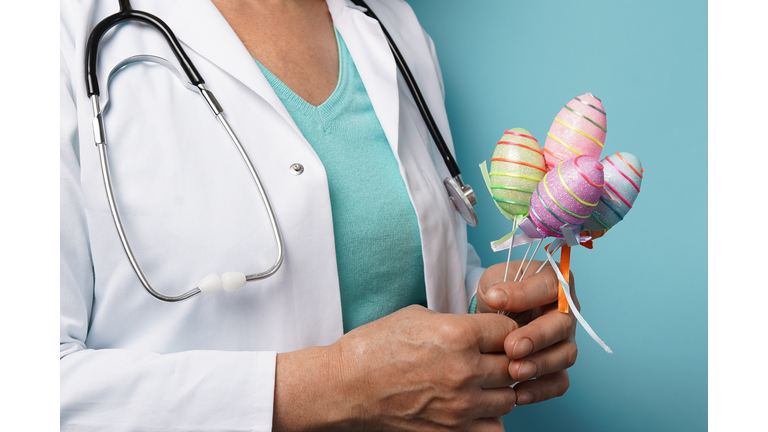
top-left (517, 391), bottom-right (534, 405)
top-left (512, 338), bottom-right (533, 359)
top-left (487, 288), bottom-right (508, 308)
top-left (517, 361), bottom-right (537, 381)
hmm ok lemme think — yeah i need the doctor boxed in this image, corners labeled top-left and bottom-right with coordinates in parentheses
top-left (60, 0), bottom-right (578, 430)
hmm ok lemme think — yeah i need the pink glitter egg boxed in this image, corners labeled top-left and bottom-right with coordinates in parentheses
top-left (529, 155), bottom-right (605, 237)
top-left (543, 93), bottom-right (607, 171)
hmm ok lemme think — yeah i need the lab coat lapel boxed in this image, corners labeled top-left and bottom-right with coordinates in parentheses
top-left (330, 1), bottom-right (467, 313)
top-left (164, 0), bottom-right (301, 136)
top-left (329, 0), bottom-right (400, 157)
top-left (161, 0), bottom-right (398, 153)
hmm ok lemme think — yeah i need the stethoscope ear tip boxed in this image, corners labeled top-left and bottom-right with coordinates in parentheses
top-left (198, 272), bottom-right (248, 295)
top-left (222, 272), bottom-right (247, 292)
top-left (198, 274), bottom-right (223, 295)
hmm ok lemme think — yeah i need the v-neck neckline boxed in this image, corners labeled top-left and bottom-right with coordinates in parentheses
top-left (254, 27), bottom-right (349, 127)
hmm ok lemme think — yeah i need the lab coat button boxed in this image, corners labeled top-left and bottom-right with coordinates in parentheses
top-left (289, 163), bottom-right (304, 175)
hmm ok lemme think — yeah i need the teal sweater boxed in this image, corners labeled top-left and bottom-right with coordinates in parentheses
top-left (255, 28), bottom-right (426, 332)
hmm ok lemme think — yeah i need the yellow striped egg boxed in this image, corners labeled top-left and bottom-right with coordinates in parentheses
top-left (489, 128), bottom-right (547, 216)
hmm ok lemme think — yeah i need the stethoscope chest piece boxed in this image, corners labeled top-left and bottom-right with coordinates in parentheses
top-left (444, 177), bottom-right (478, 227)
top-left (348, 0), bottom-right (480, 228)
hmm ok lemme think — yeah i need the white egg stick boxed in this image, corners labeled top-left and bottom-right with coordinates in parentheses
top-left (515, 238), bottom-right (544, 282)
top-left (535, 238), bottom-right (564, 274)
top-left (502, 243), bottom-right (513, 285)
top-left (502, 219), bottom-right (518, 283)
top-left (512, 241), bottom-right (533, 282)
top-left (498, 219), bottom-right (518, 316)
top-left (502, 237), bottom-right (531, 318)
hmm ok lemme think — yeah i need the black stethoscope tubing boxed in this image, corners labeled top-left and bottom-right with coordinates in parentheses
top-left (86, 0), bottom-right (464, 179)
top-left (349, 0), bottom-right (461, 179)
top-left (86, 0), bottom-right (203, 96)
top-left (84, 0), bottom-right (478, 302)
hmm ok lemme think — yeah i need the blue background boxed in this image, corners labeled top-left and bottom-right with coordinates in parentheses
top-left (408, 0), bottom-right (707, 431)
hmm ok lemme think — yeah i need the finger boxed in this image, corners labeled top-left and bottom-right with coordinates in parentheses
top-left (473, 386), bottom-right (517, 419)
top-left (512, 370), bottom-right (570, 405)
top-left (476, 261), bottom-right (525, 313)
top-left (508, 339), bottom-right (578, 382)
top-left (466, 313), bottom-right (519, 353)
top-left (504, 307), bottom-right (576, 359)
top-left (468, 417), bottom-right (505, 432)
top-left (478, 353), bottom-right (516, 388)
top-left (482, 263), bottom-right (562, 313)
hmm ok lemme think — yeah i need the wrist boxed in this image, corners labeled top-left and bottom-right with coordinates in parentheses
top-left (273, 343), bottom-right (361, 432)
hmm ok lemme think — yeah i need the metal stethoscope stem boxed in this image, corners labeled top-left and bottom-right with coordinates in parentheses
top-left (199, 83), bottom-right (285, 283)
top-left (90, 83), bottom-right (285, 302)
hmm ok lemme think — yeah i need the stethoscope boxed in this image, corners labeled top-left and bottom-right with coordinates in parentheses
top-left (86, 0), bottom-right (478, 302)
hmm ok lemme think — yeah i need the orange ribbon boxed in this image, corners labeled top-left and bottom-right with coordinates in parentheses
top-left (558, 244), bottom-right (571, 313)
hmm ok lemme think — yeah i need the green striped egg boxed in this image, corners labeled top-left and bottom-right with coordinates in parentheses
top-left (489, 128), bottom-right (547, 217)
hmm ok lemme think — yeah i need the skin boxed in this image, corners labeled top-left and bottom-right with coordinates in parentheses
top-left (212, 0), bottom-right (339, 106)
top-left (476, 261), bottom-right (579, 407)
top-left (272, 262), bottom-right (578, 432)
top-left (209, 1), bottom-right (579, 430)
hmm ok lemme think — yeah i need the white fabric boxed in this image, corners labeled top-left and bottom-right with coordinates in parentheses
top-left (60, 0), bottom-right (484, 430)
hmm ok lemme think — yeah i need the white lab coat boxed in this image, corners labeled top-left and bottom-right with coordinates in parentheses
top-left (60, 0), bottom-right (485, 430)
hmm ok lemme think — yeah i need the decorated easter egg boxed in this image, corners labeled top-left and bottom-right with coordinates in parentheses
top-left (488, 128), bottom-right (547, 217)
top-left (529, 155), bottom-right (604, 237)
top-left (543, 93), bottom-right (607, 171)
top-left (582, 152), bottom-right (643, 231)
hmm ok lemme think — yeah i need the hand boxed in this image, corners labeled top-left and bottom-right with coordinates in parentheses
top-left (274, 305), bottom-right (520, 431)
top-left (475, 260), bottom-right (579, 406)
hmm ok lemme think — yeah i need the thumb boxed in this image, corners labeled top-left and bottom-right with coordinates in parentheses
top-left (464, 312), bottom-right (519, 353)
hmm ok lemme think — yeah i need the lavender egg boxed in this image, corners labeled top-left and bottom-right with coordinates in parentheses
top-left (529, 155), bottom-right (605, 237)
top-left (582, 152), bottom-right (643, 231)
